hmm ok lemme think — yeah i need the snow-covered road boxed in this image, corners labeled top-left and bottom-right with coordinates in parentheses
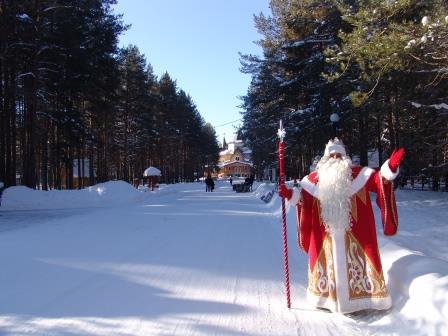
top-left (0, 181), bottom-right (447, 335)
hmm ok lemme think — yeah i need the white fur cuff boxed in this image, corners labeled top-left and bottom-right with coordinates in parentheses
top-left (380, 159), bottom-right (399, 181)
top-left (287, 187), bottom-right (301, 206)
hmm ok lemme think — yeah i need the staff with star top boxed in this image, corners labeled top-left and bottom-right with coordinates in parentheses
top-left (279, 138), bottom-right (405, 314)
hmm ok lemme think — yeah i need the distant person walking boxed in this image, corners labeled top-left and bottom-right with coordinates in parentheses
top-left (205, 174), bottom-right (215, 192)
top-left (245, 176), bottom-right (254, 191)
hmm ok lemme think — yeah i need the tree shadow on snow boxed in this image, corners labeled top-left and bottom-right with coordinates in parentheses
top-left (0, 260), bottom-right (251, 335)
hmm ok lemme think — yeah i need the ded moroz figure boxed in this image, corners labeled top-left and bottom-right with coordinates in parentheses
top-left (279, 138), bottom-right (405, 314)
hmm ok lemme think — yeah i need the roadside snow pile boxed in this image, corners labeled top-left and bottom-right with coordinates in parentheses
top-left (0, 181), bottom-right (140, 210)
top-left (382, 241), bottom-right (448, 332)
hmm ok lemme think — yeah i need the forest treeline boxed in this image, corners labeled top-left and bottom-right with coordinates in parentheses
top-left (240, 0), bottom-right (448, 189)
top-left (2, 0), bottom-right (447, 191)
top-left (0, 0), bottom-right (219, 189)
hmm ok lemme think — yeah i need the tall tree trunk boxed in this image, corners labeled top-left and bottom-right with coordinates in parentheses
top-left (89, 141), bottom-right (95, 186)
top-left (23, 0), bottom-right (41, 188)
top-left (388, 94), bottom-right (397, 150)
top-left (68, 145), bottom-right (74, 189)
top-left (77, 151), bottom-right (81, 190)
top-left (377, 113), bottom-right (383, 167)
top-left (0, 0), bottom-right (14, 187)
top-left (23, 73), bottom-right (37, 188)
top-left (359, 109), bottom-right (368, 166)
top-left (41, 120), bottom-right (48, 190)
top-left (5, 56), bottom-right (16, 186)
top-left (53, 124), bottom-right (62, 189)
top-left (0, 52), bottom-right (4, 185)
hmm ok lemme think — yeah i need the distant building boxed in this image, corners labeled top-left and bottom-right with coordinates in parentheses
top-left (218, 135), bottom-right (253, 178)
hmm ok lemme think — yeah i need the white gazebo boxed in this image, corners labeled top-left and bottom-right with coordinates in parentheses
top-left (143, 166), bottom-right (161, 190)
top-left (143, 166), bottom-right (161, 177)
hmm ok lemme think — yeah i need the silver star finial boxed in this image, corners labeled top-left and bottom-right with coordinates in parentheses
top-left (278, 120), bottom-right (286, 141)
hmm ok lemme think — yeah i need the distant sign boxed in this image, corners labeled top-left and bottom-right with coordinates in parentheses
top-left (260, 189), bottom-right (275, 203)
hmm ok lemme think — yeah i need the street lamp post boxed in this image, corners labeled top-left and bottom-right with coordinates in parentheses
top-left (330, 112), bottom-right (340, 138)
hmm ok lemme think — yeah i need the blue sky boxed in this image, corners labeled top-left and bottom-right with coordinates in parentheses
top-left (112, 0), bottom-right (270, 145)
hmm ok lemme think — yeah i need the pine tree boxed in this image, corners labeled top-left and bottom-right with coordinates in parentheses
top-left (327, 0), bottom-right (448, 178)
top-left (240, 0), bottom-right (345, 177)
top-left (201, 123), bottom-right (220, 175)
top-left (115, 45), bottom-right (149, 182)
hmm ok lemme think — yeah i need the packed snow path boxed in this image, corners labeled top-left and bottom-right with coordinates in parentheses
top-left (0, 181), bottom-right (447, 335)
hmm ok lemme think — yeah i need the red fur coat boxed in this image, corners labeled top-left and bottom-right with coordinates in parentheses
top-left (289, 160), bottom-right (399, 313)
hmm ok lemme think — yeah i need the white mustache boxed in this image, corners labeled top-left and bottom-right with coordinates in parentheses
top-left (327, 158), bottom-right (341, 165)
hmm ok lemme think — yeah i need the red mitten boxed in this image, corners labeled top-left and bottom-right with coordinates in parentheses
top-left (279, 184), bottom-right (293, 200)
top-left (388, 148), bottom-right (405, 172)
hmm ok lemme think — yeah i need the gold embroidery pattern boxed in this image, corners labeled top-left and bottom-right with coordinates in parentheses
top-left (379, 176), bottom-right (388, 229)
top-left (351, 196), bottom-right (358, 223)
top-left (346, 233), bottom-right (389, 299)
top-left (297, 200), bottom-right (306, 250)
top-left (389, 183), bottom-right (398, 227)
top-left (313, 198), bottom-right (326, 228)
top-left (309, 235), bottom-right (337, 300)
top-left (379, 175), bottom-right (399, 231)
top-left (351, 188), bottom-right (369, 223)
top-left (356, 188), bottom-right (368, 205)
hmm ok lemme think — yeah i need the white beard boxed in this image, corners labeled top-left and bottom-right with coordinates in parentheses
top-left (316, 156), bottom-right (353, 234)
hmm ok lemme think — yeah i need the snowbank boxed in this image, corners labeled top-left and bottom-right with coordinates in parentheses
top-left (277, 188), bottom-right (448, 336)
top-left (383, 241), bottom-right (448, 334)
top-left (0, 181), bottom-right (141, 210)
